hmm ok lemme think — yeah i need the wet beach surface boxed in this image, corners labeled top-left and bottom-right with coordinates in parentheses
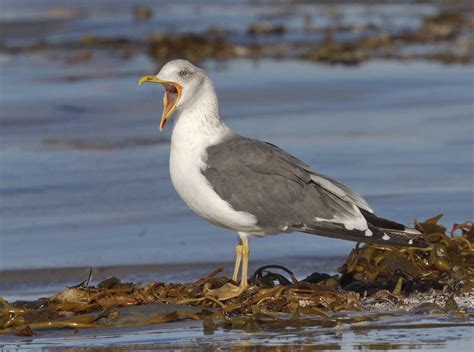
top-left (0, 0), bottom-right (473, 349)
top-left (1, 314), bottom-right (473, 351)
top-left (1, 58), bottom-right (472, 272)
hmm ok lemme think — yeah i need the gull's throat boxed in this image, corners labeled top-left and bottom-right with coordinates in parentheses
top-left (164, 84), bottom-right (179, 106)
top-left (172, 82), bottom-right (231, 149)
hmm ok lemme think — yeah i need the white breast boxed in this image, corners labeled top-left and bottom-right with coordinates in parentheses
top-left (169, 110), bottom-right (258, 233)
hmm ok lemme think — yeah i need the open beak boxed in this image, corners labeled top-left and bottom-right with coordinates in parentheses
top-left (138, 76), bottom-right (182, 131)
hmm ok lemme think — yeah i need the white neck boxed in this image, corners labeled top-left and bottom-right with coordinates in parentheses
top-left (171, 80), bottom-right (232, 151)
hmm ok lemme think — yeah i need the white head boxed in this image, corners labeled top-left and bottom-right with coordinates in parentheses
top-left (139, 59), bottom-right (212, 130)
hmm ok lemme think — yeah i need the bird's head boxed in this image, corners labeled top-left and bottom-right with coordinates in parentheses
top-left (139, 59), bottom-right (208, 130)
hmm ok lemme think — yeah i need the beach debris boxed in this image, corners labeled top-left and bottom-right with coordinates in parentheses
top-left (147, 32), bottom-right (233, 62)
top-left (14, 325), bottom-right (36, 337)
top-left (133, 6), bottom-right (153, 21)
top-left (1, 216), bottom-right (472, 336)
top-left (300, 41), bottom-right (370, 65)
top-left (0, 5), bottom-right (471, 65)
top-left (421, 11), bottom-right (466, 41)
top-left (339, 214), bottom-right (474, 296)
top-left (247, 22), bottom-right (286, 36)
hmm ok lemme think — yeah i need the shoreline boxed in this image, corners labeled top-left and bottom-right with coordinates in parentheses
top-left (0, 256), bottom-right (345, 300)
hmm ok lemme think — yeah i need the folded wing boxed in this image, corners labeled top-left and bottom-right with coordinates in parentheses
top-left (202, 135), bottom-right (426, 248)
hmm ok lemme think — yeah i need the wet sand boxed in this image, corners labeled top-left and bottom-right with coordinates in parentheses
top-left (1, 307), bottom-right (473, 350)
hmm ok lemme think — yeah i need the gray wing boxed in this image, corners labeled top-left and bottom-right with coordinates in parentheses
top-left (203, 135), bottom-right (369, 232)
top-left (263, 142), bottom-right (373, 214)
top-left (202, 135), bottom-right (427, 248)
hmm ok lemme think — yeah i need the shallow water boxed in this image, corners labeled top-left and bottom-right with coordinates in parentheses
top-left (0, 0), bottom-right (436, 45)
top-left (1, 311), bottom-right (473, 351)
top-left (1, 56), bottom-right (472, 273)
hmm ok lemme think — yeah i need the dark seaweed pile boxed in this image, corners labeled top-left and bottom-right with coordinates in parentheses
top-left (1, 7), bottom-right (472, 65)
top-left (339, 215), bottom-right (474, 296)
top-left (1, 216), bottom-right (472, 336)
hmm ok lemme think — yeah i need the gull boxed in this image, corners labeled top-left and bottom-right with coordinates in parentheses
top-left (139, 59), bottom-right (426, 300)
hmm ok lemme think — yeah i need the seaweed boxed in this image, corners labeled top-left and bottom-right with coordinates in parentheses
top-left (0, 7), bottom-right (471, 66)
top-left (1, 217), bottom-right (472, 336)
top-left (339, 215), bottom-right (473, 296)
top-left (146, 32), bottom-right (233, 63)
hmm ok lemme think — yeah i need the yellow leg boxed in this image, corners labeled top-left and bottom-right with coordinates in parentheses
top-left (240, 239), bottom-right (250, 289)
top-left (206, 234), bottom-right (251, 301)
top-left (232, 243), bottom-right (243, 282)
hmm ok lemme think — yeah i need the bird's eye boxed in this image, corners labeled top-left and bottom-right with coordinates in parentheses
top-left (179, 69), bottom-right (188, 77)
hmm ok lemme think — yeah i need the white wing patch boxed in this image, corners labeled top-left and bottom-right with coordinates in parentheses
top-left (311, 175), bottom-right (347, 199)
top-left (310, 174), bottom-right (373, 213)
top-left (315, 203), bottom-right (368, 232)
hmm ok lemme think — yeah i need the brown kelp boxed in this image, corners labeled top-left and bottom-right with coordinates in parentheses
top-left (1, 216), bottom-right (472, 336)
top-left (339, 215), bottom-right (473, 295)
top-left (1, 6), bottom-right (472, 65)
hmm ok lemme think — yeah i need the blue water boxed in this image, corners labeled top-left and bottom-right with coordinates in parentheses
top-left (0, 0), bottom-right (435, 45)
top-left (0, 56), bottom-right (472, 271)
top-left (0, 0), bottom-right (473, 272)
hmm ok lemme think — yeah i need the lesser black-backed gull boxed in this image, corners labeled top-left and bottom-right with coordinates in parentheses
top-left (139, 59), bottom-right (426, 300)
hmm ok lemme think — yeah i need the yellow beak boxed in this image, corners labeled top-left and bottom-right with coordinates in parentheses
top-left (138, 75), bottom-right (182, 131)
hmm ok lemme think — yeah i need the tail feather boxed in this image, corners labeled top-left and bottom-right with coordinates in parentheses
top-left (361, 209), bottom-right (423, 239)
top-left (398, 227), bottom-right (422, 235)
top-left (292, 223), bottom-right (427, 248)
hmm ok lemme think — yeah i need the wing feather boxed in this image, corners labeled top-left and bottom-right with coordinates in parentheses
top-left (203, 135), bottom-right (426, 247)
top-left (203, 135), bottom-right (370, 234)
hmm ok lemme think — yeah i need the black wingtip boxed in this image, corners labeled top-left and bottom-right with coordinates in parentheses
top-left (360, 209), bottom-right (406, 231)
top-left (368, 225), bottom-right (428, 248)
